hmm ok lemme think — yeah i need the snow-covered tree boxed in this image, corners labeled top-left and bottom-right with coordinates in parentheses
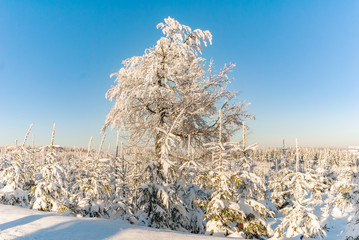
top-left (201, 113), bottom-right (273, 238)
top-left (203, 171), bottom-right (244, 236)
top-left (274, 169), bottom-right (328, 239)
top-left (32, 152), bottom-right (69, 212)
top-left (331, 165), bottom-right (357, 212)
top-left (135, 161), bottom-right (191, 231)
top-left (0, 147), bottom-right (32, 207)
top-left (102, 17), bottom-right (252, 165)
top-left (345, 171), bottom-right (359, 240)
top-left (108, 149), bottom-right (132, 220)
top-left (70, 156), bottom-right (111, 217)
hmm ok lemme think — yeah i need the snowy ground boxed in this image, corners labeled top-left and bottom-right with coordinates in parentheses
top-left (0, 203), bottom-right (355, 240)
top-left (0, 204), bottom-right (239, 240)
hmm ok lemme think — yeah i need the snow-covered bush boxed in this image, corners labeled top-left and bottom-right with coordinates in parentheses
top-left (331, 165), bottom-right (358, 213)
top-left (0, 148), bottom-right (32, 207)
top-left (235, 171), bottom-right (274, 239)
top-left (70, 157), bottom-right (111, 217)
top-left (0, 185), bottom-right (29, 207)
top-left (1, 149), bottom-right (32, 191)
top-left (274, 170), bottom-right (328, 239)
top-left (108, 154), bottom-right (132, 220)
top-left (136, 161), bottom-right (191, 231)
top-left (182, 183), bottom-right (208, 234)
top-left (277, 199), bottom-right (327, 239)
top-left (202, 116), bottom-right (273, 238)
top-left (32, 152), bottom-right (69, 212)
top-left (203, 170), bottom-right (245, 236)
top-left (345, 171), bottom-right (359, 240)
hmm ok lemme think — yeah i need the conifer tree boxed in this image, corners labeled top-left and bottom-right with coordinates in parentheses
top-left (0, 147), bottom-right (31, 207)
top-left (32, 152), bottom-right (69, 212)
top-left (274, 142), bottom-right (328, 239)
top-left (202, 112), bottom-right (273, 238)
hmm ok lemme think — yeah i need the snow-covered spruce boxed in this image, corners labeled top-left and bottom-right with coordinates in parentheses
top-left (70, 156), bottom-right (112, 217)
top-left (136, 161), bottom-right (192, 231)
top-left (0, 147), bottom-right (32, 207)
top-left (273, 170), bottom-right (328, 239)
top-left (32, 152), bottom-right (69, 212)
top-left (201, 114), bottom-right (273, 238)
top-left (345, 171), bottom-right (359, 240)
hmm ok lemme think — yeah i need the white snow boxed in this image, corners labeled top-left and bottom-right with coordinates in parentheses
top-left (0, 204), bottom-right (238, 240)
top-left (0, 203), bottom-right (354, 240)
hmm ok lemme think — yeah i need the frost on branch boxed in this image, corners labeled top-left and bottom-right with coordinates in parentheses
top-left (102, 16), bottom-right (252, 169)
top-left (156, 16), bottom-right (212, 55)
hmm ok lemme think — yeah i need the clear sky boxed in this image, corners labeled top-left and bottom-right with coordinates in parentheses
top-left (0, 0), bottom-right (358, 149)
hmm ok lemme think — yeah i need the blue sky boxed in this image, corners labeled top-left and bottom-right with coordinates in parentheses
top-left (0, 0), bottom-right (358, 149)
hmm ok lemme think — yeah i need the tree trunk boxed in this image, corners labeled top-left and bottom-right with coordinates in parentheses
top-left (155, 132), bottom-right (162, 162)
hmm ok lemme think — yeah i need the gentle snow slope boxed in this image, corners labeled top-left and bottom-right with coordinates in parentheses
top-left (0, 203), bottom-right (354, 240)
top-left (0, 204), bottom-right (236, 240)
